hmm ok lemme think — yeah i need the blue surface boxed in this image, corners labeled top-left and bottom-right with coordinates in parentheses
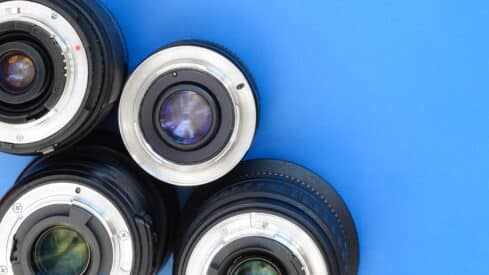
top-left (1, 0), bottom-right (489, 274)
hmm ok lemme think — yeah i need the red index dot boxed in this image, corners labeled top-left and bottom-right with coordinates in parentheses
top-left (75, 45), bottom-right (81, 51)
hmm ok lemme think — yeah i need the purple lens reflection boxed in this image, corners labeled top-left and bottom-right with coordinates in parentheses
top-left (0, 54), bottom-right (36, 92)
top-left (159, 90), bottom-right (213, 145)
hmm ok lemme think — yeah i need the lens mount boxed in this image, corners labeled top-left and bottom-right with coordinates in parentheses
top-left (15, 205), bottom-right (107, 275)
top-left (174, 160), bottom-right (360, 275)
top-left (139, 70), bottom-right (234, 164)
top-left (0, 182), bottom-right (130, 275)
top-left (184, 212), bottom-right (328, 275)
top-left (0, 20), bottom-right (66, 123)
top-left (0, 142), bottom-right (169, 275)
top-left (0, 0), bottom-right (88, 145)
top-left (0, 0), bottom-right (127, 155)
top-left (119, 41), bottom-right (258, 186)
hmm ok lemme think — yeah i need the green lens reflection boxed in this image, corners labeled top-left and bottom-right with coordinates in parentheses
top-left (232, 259), bottom-right (280, 275)
top-left (33, 227), bottom-right (90, 275)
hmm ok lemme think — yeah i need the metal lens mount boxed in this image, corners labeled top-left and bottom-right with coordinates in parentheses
top-left (0, 143), bottom-right (169, 275)
top-left (0, 0), bottom-right (127, 155)
top-left (119, 41), bottom-right (258, 186)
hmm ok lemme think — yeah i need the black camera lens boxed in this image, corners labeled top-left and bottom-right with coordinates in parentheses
top-left (33, 226), bottom-right (90, 275)
top-left (0, 0), bottom-right (127, 155)
top-left (159, 90), bottom-right (214, 146)
top-left (0, 140), bottom-right (170, 274)
top-left (0, 53), bottom-right (36, 92)
top-left (230, 258), bottom-right (280, 275)
top-left (174, 160), bottom-right (360, 275)
top-left (120, 41), bottom-right (258, 186)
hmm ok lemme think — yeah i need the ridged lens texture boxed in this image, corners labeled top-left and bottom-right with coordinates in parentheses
top-left (232, 259), bottom-right (280, 275)
top-left (0, 53), bottom-right (36, 92)
top-left (33, 227), bottom-right (90, 275)
top-left (159, 90), bottom-right (213, 145)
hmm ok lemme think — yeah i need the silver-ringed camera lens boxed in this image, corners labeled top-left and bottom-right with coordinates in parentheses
top-left (0, 141), bottom-right (169, 275)
top-left (0, 0), bottom-right (127, 155)
top-left (119, 41), bottom-right (258, 186)
top-left (174, 160), bottom-right (360, 275)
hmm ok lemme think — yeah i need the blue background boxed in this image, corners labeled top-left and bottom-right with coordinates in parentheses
top-left (1, 0), bottom-right (489, 274)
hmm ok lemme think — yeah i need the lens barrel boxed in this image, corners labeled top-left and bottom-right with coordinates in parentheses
top-left (119, 40), bottom-right (258, 186)
top-left (0, 142), bottom-right (169, 275)
top-left (0, 0), bottom-right (127, 155)
top-left (174, 160), bottom-right (359, 275)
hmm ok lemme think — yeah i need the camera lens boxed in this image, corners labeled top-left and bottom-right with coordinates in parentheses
top-left (0, 140), bottom-right (170, 274)
top-left (159, 90), bottom-right (214, 146)
top-left (0, 0), bottom-right (127, 155)
top-left (174, 160), bottom-right (360, 275)
top-left (231, 259), bottom-right (280, 275)
top-left (0, 53), bottom-right (36, 92)
top-left (119, 41), bottom-right (258, 186)
top-left (33, 227), bottom-right (90, 275)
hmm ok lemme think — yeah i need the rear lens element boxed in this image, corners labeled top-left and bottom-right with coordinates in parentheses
top-left (0, 53), bottom-right (36, 92)
top-left (231, 259), bottom-right (280, 275)
top-left (159, 90), bottom-right (214, 146)
top-left (33, 227), bottom-right (90, 275)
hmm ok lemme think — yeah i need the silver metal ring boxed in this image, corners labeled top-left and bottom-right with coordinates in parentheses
top-left (0, 1), bottom-right (88, 145)
top-left (184, 211), bottom-right (329, 275)
top-left (119, 45), bottom-right (257, 186)
top-left (0, 182), bottom-right (134, 275)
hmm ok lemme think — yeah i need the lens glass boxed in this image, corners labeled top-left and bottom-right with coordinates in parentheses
top-left (0, 53), bottom-right (36, 92)
top-left (33, 227), bottom-right (90, 275)
top-left (232, 259), bottom-right (280, 275)
top-left (159, 90), bottom-right (214, 145)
